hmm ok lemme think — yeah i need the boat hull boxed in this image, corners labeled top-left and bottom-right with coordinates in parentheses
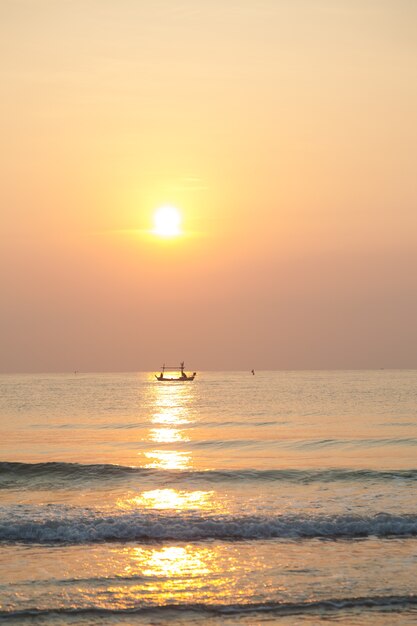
top-left (155, 375), bottom-right (196, 382)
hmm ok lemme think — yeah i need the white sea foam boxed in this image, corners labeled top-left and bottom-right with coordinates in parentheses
top-left (1, 507), bottom-right (416, 543)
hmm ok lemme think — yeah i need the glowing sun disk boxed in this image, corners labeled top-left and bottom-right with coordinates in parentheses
top-left (153, 206), bottom-right (182, 237)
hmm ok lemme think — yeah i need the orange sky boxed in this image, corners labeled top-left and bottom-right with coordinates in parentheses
top-left (1, 0), bottom-right (417, 371)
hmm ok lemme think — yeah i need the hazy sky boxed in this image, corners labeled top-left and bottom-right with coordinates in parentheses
top-left (1, 0), bottom-right (417, 372)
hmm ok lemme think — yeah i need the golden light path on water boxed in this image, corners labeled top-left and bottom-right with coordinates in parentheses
top-left (104, 545), bottom-right (232, 609)
top-left (118, 489), bottom-right (213, 511)
top-left (117, 377), bottom-right (214, 510)
top-left (135, 380), bottom-right (213, 506)
top-left (115, 377), bottom-right (219, 601)
top-left (141, 379), bottom-right (194, 472)
top-left (148, 427), bottom-right (188, 444)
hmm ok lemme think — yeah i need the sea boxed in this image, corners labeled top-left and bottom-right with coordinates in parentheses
top-left (1, 370), bottom-right (417, 625)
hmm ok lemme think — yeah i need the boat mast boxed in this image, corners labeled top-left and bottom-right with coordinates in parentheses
top-left (159, 362), bottom-right (186, 374)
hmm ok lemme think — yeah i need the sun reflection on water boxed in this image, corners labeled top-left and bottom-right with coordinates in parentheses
top-left (148, 427), bottom-right (189, 444)
top-left (151, 408), bottom-right (190, 425)
top-left (149, 381), bottom-right (195, 426)
top-left (117, 488), bottom-right (213, 511)
top-left (106, 545), bottom-right (225, 606)
top-left (143, 449), bottom-right (192, 470)
top-left (121, 545), bottom-right (214, 581)
top-left (142, 546), bottom-right (211, 578)
top-left (138, 379), bottom-right (196, 470)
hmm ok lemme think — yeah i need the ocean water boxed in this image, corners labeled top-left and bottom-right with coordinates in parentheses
top-left (1, 370), bottom-right (417, 625)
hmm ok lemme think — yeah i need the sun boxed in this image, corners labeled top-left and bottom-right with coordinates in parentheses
top-left (153, 206), bottom-right (182, 237)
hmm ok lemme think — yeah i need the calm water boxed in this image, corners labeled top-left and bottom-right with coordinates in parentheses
top-left (1, 370), bottom-right (417, 624)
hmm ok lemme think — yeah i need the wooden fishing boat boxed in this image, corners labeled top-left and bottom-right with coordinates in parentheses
top-left (155, 362), bottom-right (196, 382)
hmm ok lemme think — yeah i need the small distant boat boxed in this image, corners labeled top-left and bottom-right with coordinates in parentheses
top-left (155, 362), bottom-right (196, 382)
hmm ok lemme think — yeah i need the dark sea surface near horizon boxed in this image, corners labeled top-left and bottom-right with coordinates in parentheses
top-left (1, 370), bottom-right (417, 624)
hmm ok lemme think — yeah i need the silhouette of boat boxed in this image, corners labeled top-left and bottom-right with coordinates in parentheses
top-left (155, 362), bottom-right (196, 382)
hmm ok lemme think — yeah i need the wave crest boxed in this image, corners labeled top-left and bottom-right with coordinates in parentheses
top-left (1, 594), bottom-right (417, 619)
top-left (2, 461), bottom-right (417, 486)
top-left (1, 510), bottom-right (417, 544)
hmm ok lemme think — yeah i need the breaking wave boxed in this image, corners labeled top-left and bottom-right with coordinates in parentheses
top-left (1, 509), bottom-right (417, 544)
